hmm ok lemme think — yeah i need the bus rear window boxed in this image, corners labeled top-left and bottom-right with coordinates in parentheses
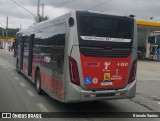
top-left (78, 15), bottom-right (132, 39)
top-left (77, 14), bottom-right (134, 49)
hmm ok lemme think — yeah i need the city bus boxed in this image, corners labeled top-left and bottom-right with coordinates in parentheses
top-left (14, 11), bottom-right (137, 103)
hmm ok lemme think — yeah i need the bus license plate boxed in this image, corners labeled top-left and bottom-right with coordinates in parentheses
top-left (101, 81), bottom-right (113, 86)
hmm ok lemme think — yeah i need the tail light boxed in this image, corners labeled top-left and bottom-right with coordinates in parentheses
top-left (69, 56), bottom-right (80, 86)
top-left (128, 59), bottom-right (137, 84)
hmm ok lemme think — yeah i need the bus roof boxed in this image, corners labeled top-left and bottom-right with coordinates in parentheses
top-left (17, 11), bottom-right (134, 35)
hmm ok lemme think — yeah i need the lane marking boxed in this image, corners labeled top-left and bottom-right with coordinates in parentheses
top-left (19, 82), bottom-right (26, 87)
top-left (157, 102), bottom-right (160, 105)
top-left (37, 103), bottom-right (49, 112)
top-left (26, 90), bottom-right (35, 97)
top-left (150, 95), bottom-right (156, 98)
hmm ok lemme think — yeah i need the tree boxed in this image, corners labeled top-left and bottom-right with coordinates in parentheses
top-left (8, 28), bottom-right (19, 37)
top-left (0, 27), bottom-right (19, 37)
top-left (0, 27), bottom-right (5, 37)
top-left (35, 15), bottom-right (49, 23)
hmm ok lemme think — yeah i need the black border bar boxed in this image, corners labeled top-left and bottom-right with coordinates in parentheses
top-left (0, 112), bottom-right (160, 118)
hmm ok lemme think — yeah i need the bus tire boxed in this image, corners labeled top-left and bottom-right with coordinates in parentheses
top-left (36, 70), bottom-right (42, 95)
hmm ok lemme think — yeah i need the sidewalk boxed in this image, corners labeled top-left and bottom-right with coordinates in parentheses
top-left (137, 60), bottom-right (160, 81)
top-left (0, 49), bottom-right (14, 56)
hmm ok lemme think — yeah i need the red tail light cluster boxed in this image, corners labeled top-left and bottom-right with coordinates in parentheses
top-left (128, 59), bottom-right (137, 84)
top-left (69, 56), bottom-right (80, 86)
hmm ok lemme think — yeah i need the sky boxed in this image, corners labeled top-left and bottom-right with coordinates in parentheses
top-left (0, 0), bottom-right (160, 29)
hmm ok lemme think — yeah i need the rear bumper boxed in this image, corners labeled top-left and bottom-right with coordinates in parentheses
top-left (65, 80), bottom-right (136, 103)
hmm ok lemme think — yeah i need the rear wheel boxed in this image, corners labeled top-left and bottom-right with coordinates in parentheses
top-left (36, 70), bottom-right (42, 95)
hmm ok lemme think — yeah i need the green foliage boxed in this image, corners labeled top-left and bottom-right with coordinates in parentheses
top-left (0, 27), bottom-right (5, 37)
top-left (35, 15), bottom-right (49, 23)
top-left (0, 27), bottom-right (19, 37)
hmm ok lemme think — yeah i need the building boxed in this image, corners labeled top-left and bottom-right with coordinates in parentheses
top-left (0, 37), bottom-right (15, 50)
top-left (137, 20), bottom-right (160, 61)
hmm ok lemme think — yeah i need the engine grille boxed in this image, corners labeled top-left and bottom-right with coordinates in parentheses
top-left (80, 46), bottom-right (132, 58)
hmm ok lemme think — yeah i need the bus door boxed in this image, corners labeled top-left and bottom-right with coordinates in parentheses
top-left (28, 34), bottom-right (35, 76)
top-left (20, 36), bottom-right (25, 70)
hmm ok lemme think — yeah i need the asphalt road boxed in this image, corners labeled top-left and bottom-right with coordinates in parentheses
top-left (0, 49), bottom-right (160, 121)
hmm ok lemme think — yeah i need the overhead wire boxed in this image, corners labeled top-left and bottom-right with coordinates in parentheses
top-left (9, 0), bottom-right (37, 17)
top-left (87, 0), bottom-right (112, 10)
top-left (0, 23), bottom-right (6, 27)
top-left (49, 0), bottom-right (77, 8)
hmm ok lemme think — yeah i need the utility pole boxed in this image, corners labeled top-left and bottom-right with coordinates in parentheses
top-left (37, 0), bottom-right (40, 23)
top-left (42, 4), bottom-right (44, 21)
top-left (5, 16), bottom-right (9, 51)
top-left (6, 16), bottom-right (8, 42)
